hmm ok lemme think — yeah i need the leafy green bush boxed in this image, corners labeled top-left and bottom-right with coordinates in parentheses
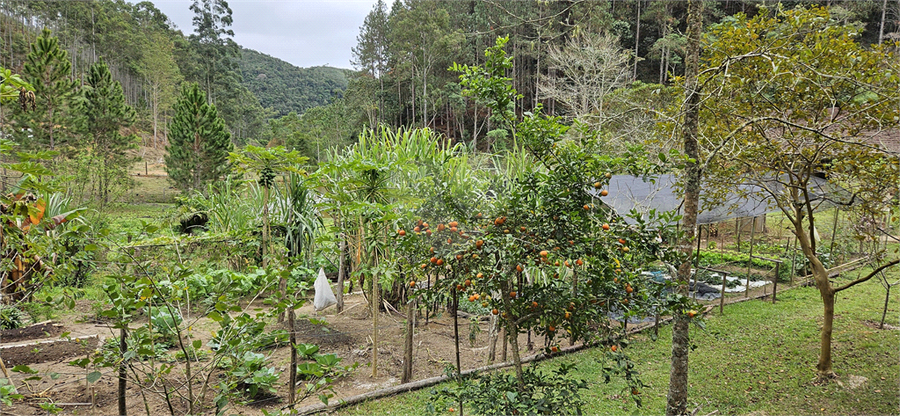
top-left (0, 305), bottom-right (25, 329)
top-left (228, 351), bottom-right (280, 400)
top-left (427, 363), bottom-right (588, 416)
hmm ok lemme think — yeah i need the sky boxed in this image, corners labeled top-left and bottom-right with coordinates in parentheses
top-left (150, 0), bottom-right (379, 69)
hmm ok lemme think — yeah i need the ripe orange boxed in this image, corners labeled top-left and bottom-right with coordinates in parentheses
top-left (532, 301), bottom-right (539, 308)
top-left (468, 295), bottom-right (476, 302)
top-left (540, 250), bottom-right (549, 257)
top-left (548, 325), bottom-right (556, 332)
top-left (414, 226), bottom-right (421, 232)
top-left (564, 260), bottom-right (571, 268)
top-left (625, 284), bottom-right (633, 293)
top-left (600, 189), bottom-right (609, 197)
top-left (456, 284), bottom-right (464, 291)
top-left (476, 272), bottom-right (484, 279)
top-left (593, 181), bottom-right (602, 189)
top-left (438, 224), bottom-right (446, 231)
top-left (622, 246), bottom-right (630, 253)
top-left (420, 264), bottom-right (427, 269)
top-left (618, 238), bottom-right (627, 245)
top-left (610, 345), bottom-right (618, 352)
top-left (605, 172), bottom-right (612, 179)
top-left (492, 308), bottom-right (499, 315)
top-left (409, 281), bottom-right (416, 287)
top-left (509, 291), bottom-right (517, 298)
top-left (565, 311), bottom-right (572, 320)
top-left (430, 257), bottom-right (437, 264)
top-left (436, 259), bottom-right (444, 266)
top-left (575, 259), bottom-right (583, 266)
top-left (516, 264), bottom-right (524, 272)
top-left (520, 226), bottom-right (526, 232)
top-left (430, 246), bottom-right (436, 253)
top-left (687, 310), bottom-right (697, 318)
top-left (602, 223), bottom-right (610, 231)
top-left (456, 254), bottom-right (463, 260)
top-left (465, 279), bottom-right (472, 287)
top-left (476, 240), bottom-right (484, 248)
top-left (450, 227), bottom-right (458, 233)
top-left (398, 229), bottom-right (406, 236)
top-left (447, 238), bottom-right (453, 244)
top-left (449, 221), bottom-right (459, 228)
top-left (551, 346), bottom-right (559, 353)
top-left (583, 204), bottom-right (591, 210)
top-left (448, 407), bottom-right (456, 413)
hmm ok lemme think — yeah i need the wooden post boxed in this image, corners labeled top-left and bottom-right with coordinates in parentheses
top-left (735, 218), bottom-right (741, 251)
top-left (772, 262), bottom-right (779, 304)
top-left (746, 217), bottom-right (756, 298)
top-left (719, 271), bottom-right (727, 314)
top-left (288, 304), bottom-right (297, 406)
top-left (336, 235), bottom-right (345, 313)
top-left (829, 208), bottom-right (839, 260)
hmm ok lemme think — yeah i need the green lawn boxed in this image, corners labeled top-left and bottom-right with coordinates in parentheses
top-left (339, 266), bottom-right (900, 415)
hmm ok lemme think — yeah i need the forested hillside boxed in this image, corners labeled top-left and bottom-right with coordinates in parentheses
top-left (239, 48), bottom-right (350, 118)
top-left (0, 0), bottom-right (350, 147)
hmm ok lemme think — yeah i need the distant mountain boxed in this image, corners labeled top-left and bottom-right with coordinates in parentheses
top-left (239, 48), bottom-right (352, 118)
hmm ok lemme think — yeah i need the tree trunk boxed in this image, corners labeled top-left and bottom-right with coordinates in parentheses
top-left (667, 1), bottom-right (702, 415)
top-left (818, 287), bottom-right (835, 376)
top-left (402, 294), bottom-right (415, 383)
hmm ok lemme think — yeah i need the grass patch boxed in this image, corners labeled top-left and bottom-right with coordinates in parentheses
top-left (338, 266), bottom-right (900, 415)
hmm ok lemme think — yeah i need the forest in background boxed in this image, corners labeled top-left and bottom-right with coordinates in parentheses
top-left (1, 0), bottom-right (898, 165)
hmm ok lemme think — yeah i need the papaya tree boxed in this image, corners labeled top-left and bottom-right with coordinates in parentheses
top-left (697, 6), bottom-right (900, 379)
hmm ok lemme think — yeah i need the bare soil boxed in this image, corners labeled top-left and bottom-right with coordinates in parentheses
top-left (0, 294), bottom-right (553, 415)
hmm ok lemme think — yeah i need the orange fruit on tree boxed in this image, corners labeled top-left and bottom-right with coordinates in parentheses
top-left (409, 281), bottom-right (416, 287)
top-left (436, 259), bottom-right (444, 266)
top-left (602, 223), bottom-right (610, 230)
top-left (398, 229), bottom-right (406, 236)
top-left (551, 346), bottom-right (559, 353)
top-left (468, 295), bottom-right (476, 302)
top-left (465, 279), bottom-right (472, 287)
top-left (575, 259), bottom-right (583, 266)
top-left (605, 172), bottom-right (612, 179)
top-left (476, 240), bottom-right (484, 248)
top-left (532, 301), bottom-right (539, 308)
top-left (548, 325), bottom-right (556, 332)
top-left (492, 308), bottom-right (499, 315)
top-left (565, 311), bottom-right (572, 320)
top-left (420, 264), bottom-right (427, 269)
top-left (414, 226), bottom-right (421, 232)
top-left (450, 227), bottom-right (458, 233)
top-left (583, 204), bottom-right (591, 210)
top-left (625, 284), bottom-right (633, 293)
top-left (476, 272), bottom-right (484, 279)
top-left (449, 221), bottom-right (458, 228)
top-left (438, 224), bottom-right (446, 231)
top-left (430, 246), bottom-right (435, 253)
top-left (509, 291), bottom-right (517, 298)
top-left (618, 238), bottom-right (627, 245)
top-left (564, 260), bottom-right (571, 268)
top-left (456, 254), bottom-right (463, 260)
top-left (600, 189), bottom-right (609, 197)
top-left (610, 345), bottom-right (618, 352)
top-left (622, 246), bottom-right (630, 252)
top-left (593, 181), bottom-right (602, 189)
top-left (448, 407), bottom-right (455, 413)
top-left (430, 257), bottom-right (437, 264)
top-left (456, 284), bottom-right (464, 291)
top-left (540, 250), bottom-right (549, 257)
top-left (687, 310), bottom-right (697, 318)
top-left (516, 264), bottom-right (524, 272)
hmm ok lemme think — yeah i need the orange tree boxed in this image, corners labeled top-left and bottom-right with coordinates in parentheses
top-left (396, 37), bottom-right (694, 415)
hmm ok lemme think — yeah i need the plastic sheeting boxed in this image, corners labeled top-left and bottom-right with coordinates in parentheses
top-left (589, 174), bottom-right (846, 225)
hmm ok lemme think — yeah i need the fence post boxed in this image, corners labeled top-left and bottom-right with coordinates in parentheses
top-left (746, 217), bottom-right (756, 298)
top-left (772, 262), bottom-right (779, 304)
top-left (719, 271), bottom-right (727, 314)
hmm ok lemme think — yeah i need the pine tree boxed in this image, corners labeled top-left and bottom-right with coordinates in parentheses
top-left (165, 83), bottom-right (232, 192)
top-left (12, 28), bottom-right (79, 152)
top-left (82, 57), bottom-right (137, 205)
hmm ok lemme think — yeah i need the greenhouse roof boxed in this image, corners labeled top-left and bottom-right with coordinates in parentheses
top-left (589, 174), bottom-right (844, 225)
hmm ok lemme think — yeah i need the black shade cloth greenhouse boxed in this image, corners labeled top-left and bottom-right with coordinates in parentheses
top-left (588, 174), bottom-right (848, 225)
